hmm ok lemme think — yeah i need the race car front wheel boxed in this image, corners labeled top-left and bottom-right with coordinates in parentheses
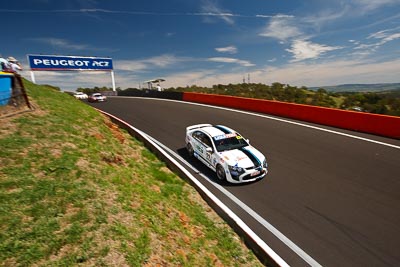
top-left (216, 165), bottom-right (226, 181)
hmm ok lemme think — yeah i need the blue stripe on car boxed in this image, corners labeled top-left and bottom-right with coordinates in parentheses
top-left (240, 147), bottom-right (261, 167)
top-left (213, 125), bottom-right (233, 134)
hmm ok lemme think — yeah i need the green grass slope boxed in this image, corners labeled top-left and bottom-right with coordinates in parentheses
top-left (0, 80), bottom-right (264, 267)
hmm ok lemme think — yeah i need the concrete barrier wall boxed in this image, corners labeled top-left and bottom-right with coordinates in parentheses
top-left (119, 89), bottom-right (183, 100)
top-left (182, 92), bottom-right (400, 139)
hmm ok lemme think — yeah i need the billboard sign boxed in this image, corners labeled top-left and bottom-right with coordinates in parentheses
top-left (28, 54), bottom-right (113, 71)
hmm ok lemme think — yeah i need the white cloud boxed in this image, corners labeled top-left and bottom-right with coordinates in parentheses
top-left (351, 0), bottom-right (400, 12)
top-left (349, 39), bottom-right (360, 45)
top-left (114, 54), bottom-right (187, 72)
top-left (368, 28), bottom-right (400, 43)
top-left (256, 14), bottom-right (293, 19)
top-left (353, 27), bottom-right (400, 56)
top-left (114, 60), bottom-right (149, 72)
top-left (286, 40), bottom-right (343, 62)
top-left (29, 37), bottom-right (91, 50)
top-left (207, 57), bottom-right (255, 67)
top-left (304, 0), bottom-right (400, 24)
top-left (215, 46), bottom-right (238, 54)
top-left (255, 15), bottom-right (273, 18)
top-left (303, 7), bottom-right (350, 28)
top-left (142, 54), bottom-right (186, 67)
top-left (383, 32), bottom-right (400, 41)
top-left (259, 15), bottom-right (302, 41)
top-left (200, 0), bottom-right (235, 25)
top-left (28, 37), bottom-right (116, 52)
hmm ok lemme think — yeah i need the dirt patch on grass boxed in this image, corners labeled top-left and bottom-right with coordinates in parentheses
top-left (0, 117), bottom-right (18, 136)
top-left (103, 116), bottom-right (126, 144)
top-left (102, 250), bottom-right (129, 267)
top-left (0, 100), bottom-right (43, 137)
top-left (0, 104), bottom-right (32, 120)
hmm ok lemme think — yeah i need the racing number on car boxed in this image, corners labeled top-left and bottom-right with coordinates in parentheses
top-left (195, 145), bottom-right (203, 154)
top-left (206, 151), bottom-right (211, 162)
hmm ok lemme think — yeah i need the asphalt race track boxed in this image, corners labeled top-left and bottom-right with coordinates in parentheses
top-left (88, 96), bottom-right (400, 266)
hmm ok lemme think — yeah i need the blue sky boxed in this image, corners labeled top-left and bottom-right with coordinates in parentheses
top-left (2, 0), bottom-right (400, 90)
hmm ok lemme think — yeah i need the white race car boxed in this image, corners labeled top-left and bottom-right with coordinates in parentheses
top-left (73, 92), bottom-right (88, 100)
top-left (185, 124), bottom-right (268, 183)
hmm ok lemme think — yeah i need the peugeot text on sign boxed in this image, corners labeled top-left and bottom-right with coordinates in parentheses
top-left (28, 55), bottom-right (113, 71)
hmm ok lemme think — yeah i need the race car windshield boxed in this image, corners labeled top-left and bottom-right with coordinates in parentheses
top-left (213, 134), bottom-right (248, 152)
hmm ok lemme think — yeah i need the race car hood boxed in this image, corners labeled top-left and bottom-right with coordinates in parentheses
top-left (219, 146), bottom-right (264, 168)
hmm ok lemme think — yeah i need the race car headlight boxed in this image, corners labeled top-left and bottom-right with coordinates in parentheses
top-left (228, 165), bottom-right (245, 176)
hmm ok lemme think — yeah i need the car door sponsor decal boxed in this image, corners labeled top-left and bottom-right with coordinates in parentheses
top-left (206, 151), bottom-right (211, 161)
top-left (195, 144), bottom-right (203, 154)
top-left (214, 133), bottom-right (236, 140)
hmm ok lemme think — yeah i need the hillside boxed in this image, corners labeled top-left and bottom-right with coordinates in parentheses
top-left (311, 83), bottom-right (400, 92)
top-left (0, 79), bottom-right (264, 266)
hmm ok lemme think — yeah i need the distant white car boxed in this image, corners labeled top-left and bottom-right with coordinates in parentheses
top-left (88, 93), bottom-right (107, 102)
top-left (73, 92), bottom-right (88, 100)
top-left (185, 124), bottom-right (268, 183)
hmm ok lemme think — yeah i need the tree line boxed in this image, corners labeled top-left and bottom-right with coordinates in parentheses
top-left (76, 82), bottom-right (400, 116)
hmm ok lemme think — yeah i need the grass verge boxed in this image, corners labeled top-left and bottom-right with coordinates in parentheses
top-left (0, 80), bottom-right (264, 266)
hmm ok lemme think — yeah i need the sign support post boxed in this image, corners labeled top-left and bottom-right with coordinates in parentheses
top-left (111, 70), bottom-right (116, 91)
top-left (30, 71), bottom-right (36, 84)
